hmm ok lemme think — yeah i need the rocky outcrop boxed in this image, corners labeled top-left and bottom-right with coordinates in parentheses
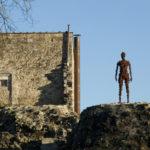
top-left (68, 103), bottom-right (150, 150)
top-left (1, 103), bottom-right (150, 150)
top-left (0, 105), bottom-right (78, 150)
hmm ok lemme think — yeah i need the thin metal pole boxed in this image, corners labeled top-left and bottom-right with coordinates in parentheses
top-left (74, 36), bottom-right (80, 114)
top-left (67, 24), bottom-right (70, 51)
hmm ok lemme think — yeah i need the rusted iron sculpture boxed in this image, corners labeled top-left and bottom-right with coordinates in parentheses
top-left (115, 52), bottom-right (132, 103)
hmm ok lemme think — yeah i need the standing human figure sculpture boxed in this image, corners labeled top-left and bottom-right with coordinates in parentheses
top-left (115, 52), bottom-right (132, 103)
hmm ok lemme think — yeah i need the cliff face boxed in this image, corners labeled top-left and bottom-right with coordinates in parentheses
top-left (0, 105), bottom-right (78, 150)
top-left (69, 103), bottom-right (150, 150)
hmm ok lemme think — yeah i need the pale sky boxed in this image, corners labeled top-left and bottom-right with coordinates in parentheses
top-left (14, 0), bottom-right (150, 111)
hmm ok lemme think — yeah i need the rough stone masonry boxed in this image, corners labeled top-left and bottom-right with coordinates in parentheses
top-left (0, 105), bottom-right (79, 150)
top-left (0, 31), bottom-right (80, 113)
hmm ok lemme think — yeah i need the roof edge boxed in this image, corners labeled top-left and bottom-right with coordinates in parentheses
top-left (0, 32), bottom-right (73, 34)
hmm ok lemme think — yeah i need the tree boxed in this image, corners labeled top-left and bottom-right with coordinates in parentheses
top-left (0, 0), bottom-right (33, 31)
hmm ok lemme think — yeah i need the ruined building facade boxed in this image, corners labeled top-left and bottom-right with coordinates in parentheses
top-left (0, 31), bottom-right (80, 113)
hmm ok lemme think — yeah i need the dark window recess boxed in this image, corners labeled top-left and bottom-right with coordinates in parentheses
top-left (1, 80), bottom-right (8, 87)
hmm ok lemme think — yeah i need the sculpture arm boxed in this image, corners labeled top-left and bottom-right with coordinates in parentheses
top-left (115, 62), bottom-right (119, 81)
top-left (129, 62), bottom-right (132, 81)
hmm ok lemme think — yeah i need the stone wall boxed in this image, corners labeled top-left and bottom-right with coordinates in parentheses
top-left (0, 105), bottom-right (78, 150)
top-left (0, 32), bottom-right (74, 108)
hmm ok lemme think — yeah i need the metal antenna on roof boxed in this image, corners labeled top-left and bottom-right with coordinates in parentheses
top-left (67, 24), bottom-right (70, 33)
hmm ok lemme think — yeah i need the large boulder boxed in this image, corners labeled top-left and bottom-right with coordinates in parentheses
top-left (69, 103), bottom-right (150, 150)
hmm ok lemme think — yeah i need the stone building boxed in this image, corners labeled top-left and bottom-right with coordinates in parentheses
top-left (0, 29), bottom-right (80, 113)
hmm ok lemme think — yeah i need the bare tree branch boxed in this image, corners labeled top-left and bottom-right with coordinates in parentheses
top-left (0, 0), bottom-right (33, 32)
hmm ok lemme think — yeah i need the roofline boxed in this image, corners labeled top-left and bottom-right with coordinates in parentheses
top-left (0, 32), bottom-right (74, 34)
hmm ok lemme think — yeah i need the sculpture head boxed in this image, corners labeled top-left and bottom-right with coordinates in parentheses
top-left (121, 52), bottom-right (126, 60)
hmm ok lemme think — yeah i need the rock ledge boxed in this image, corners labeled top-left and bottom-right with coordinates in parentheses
top-left (69, 103), bottom-right (150, 150)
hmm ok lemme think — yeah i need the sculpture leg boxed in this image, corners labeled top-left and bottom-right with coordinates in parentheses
top-left (125, 79), bottom-right (129, 103)
top-left (119, 78), bottom-right (123, 103)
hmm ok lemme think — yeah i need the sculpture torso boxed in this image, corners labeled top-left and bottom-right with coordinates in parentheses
top-left (118, 60), bottom-right (130, 79)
